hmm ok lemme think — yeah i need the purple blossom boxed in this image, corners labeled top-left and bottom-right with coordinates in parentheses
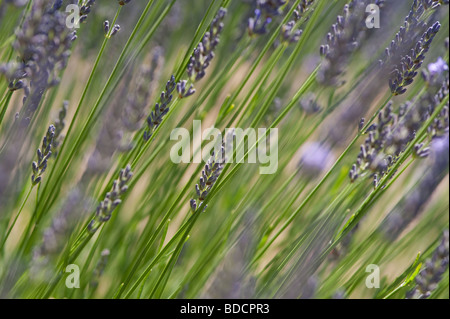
top-left (428, 57), bottom-right (449, 76)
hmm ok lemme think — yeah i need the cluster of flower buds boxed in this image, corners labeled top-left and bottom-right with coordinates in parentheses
top-left (280, 0), bottom-right (317, 44)
top-left (79, 0), bottom-right (96, 24)
top-left (104, 20), bottom-right (121, 38)
top-left (351, 63), bottom-right (449, 185)
top-left (382, 0), bottom-right (449, 96)
top-left (407, 230), bottom-right (449, 299)
top-left (143, 75), bottom-right (176, 141)
top-left (294, 0), bottom-right (316, 21)
top-left (389, 22), bottom-right (441, 95)
top-left (6, 0), bottom-right (76, 125)
top-left (413, 0), bottom-right (443, 12)
top-left (280, 21), bottom-right (303, 44)
top-left (84, 55), bottom-right (164, 176)
top-left (177, 80), bottom-right (196, 99)
top-left (382, 0), bottom-right (443, 64)
top-left (88, 165), bottom-right (133, 232)
top-left (31, 125), bottom-right (55, 185)
top-left (402, 58), bottom-right (449, 142)
top-left (247, 0), bottom-right (287, 36)
top-left (190, 143), bottom-right (226, 213)
top-left (318, 0), bottom-right (370, 86)
top-left (187, 8), bottom-right (227, 82)
top-left (142, 8), bottom-right (227, 143)
top-left (118, 0), bottom-right (132, 5)
top-left (427, 76), bottom-right (449, 138)
top-left (350, 102), bottom-right (396, 185)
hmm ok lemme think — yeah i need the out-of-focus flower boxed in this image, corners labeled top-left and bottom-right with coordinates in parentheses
top-left (298, 142), bottom-right (335, 179)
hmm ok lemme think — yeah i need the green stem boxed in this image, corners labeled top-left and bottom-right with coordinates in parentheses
top-left (34, 6), bottom-right (123, 224)
top-left (0, 91), bottom-right (12, 129)
top-left (0, 186), bottom-right (33, 251)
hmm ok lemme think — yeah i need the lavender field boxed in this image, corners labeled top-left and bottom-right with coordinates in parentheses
top-left (0, 0), bottom-right (448, 299)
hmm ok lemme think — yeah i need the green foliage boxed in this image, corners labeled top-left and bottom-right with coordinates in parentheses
top-left (0, 0), bottom-right (448, 299)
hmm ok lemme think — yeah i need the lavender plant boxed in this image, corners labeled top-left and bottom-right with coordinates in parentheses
top-left (31, 124), bottom-right (55, 185)
top-left (407, 230), bottom-right (449, 299)
top-left (0, 0), bottom-right (448, 301)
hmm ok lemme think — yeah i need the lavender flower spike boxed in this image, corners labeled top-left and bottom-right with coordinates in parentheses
top-left (88, 165), bottom-right (133, 232)
top-left (143, 75), bottom-right (177, 141)
top-left (407, 230), bottom-right (449, 299)
top-left (190, 141), bottom-right (227, 213)
top-left (31, 125), bottom-right (56, 185)
top-left (389, 22), bottom-right (441, 95)
top-left (318, 0), bottom-right (372, 87)
top-left (79, 0), bottom-right (96, 24)
top-left (187, 8), bottom-right (227, 82)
